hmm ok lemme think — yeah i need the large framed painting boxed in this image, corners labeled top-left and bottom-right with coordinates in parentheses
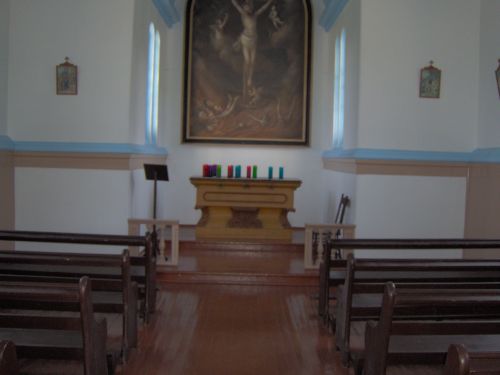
top-left (182, 0), bottom-right (312, 145)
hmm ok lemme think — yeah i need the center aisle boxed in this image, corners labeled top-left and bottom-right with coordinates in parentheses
top-left (118, 283), bottom-right (347, 375)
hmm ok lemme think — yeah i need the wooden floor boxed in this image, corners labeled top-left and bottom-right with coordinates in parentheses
top-left (118, 283), bottom-right (350, 375)
top-left (13, 241), bottom-right (443, 374)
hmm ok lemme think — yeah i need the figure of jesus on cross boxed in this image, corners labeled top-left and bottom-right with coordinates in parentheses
top-left (231, 0), bottom-right (273, 103)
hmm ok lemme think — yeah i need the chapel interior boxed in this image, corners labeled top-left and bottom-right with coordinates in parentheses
top-left (0, 0), bottom-right (500, 374)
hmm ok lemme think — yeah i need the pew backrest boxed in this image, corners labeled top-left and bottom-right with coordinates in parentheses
top-left (0, 277), bottom-right (108, 375)
top-left (363, 283), bottom-right (500, 375)
top-left (0, 249), bottom-right (138, 360)
top-left (336, 254), bottom-right (500, 362)
top-left (0, 229), bottom-right (157, 321)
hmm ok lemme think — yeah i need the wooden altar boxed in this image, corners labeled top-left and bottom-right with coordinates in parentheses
top-left (190, 177), bottom-right (302, 242)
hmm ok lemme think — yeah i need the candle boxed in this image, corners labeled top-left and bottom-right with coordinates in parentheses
top-left (203, 164), bottom-right (209, 177)
top-left (228, 165), bottom-right (234, 178)
top-left (279, 166), bottom-right (284, 179)
top-left (246, 166), bottom-right (251, 178)
top-left (268, 166), bottom-right (273, 179)
top-left (216, 165), bottom-right (222, 177)
top-left (211, 165), bottom-right (217, 177)
top-left (235, 165), bottom-right (241, 178)
top-left (252, 165), bottom-right (258, 179)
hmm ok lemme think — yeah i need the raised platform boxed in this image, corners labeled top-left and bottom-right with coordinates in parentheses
top-left (158, 240), bottom-right (318, 287)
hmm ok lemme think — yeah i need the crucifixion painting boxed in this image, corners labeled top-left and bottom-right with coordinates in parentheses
top-left (183, 0), bottom-right (311, 145)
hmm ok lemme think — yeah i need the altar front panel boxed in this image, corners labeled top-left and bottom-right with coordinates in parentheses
top-left (190, 178), bottom-right (302, 242)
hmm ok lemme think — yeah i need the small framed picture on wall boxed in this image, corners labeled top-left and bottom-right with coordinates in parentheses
top-left (496, 59), bottom-right (500, 99)
top-left (56, 57), bottom-right (78, 95)
top-left (419, 61), bottom-right (441, 99)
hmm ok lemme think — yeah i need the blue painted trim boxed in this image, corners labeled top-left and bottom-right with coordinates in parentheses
top-left (319, 0), bottom-right (349, 31)
top-left (323, 147), bottom-right (500, 164)
top-left (152, 0), bottom-right (180, 27)
top-left (13, 141), bottom-right (168, 156)
top-left (0, 135), bottom-right (15, 151)
top-left (470, 148), bottom-right (500, 163)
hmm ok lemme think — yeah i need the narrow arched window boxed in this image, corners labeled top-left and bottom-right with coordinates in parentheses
top-left (146, 23), bottom-right (161, 145)
top-left (333, 28), bottom-right (346, 148)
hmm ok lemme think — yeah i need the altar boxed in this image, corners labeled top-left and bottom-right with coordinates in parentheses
top-left (190, 177), bottom-right (302, 242)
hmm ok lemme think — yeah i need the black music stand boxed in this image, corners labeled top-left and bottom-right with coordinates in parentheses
top-left (144, 164), bottom-right (169, 220)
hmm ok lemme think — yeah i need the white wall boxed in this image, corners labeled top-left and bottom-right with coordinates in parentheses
top-left (0, 0), bottom-right (9, 135)
top-left (7, 0), bottom-right (136, 142)
top-left (321, 0), bottom-right (473, 247)
top-left (322, 170), bottom-right (357, 224)
top-left (15, 168), bottom-right (131, 253)
top-left (357, 0), bottom-right (480, 152)
top-left (477, 0), bottom-right (500, 149)
top-left (354, 175), bottom-right (466, 258)
top-left (7, 0), bottom-right (140, 239)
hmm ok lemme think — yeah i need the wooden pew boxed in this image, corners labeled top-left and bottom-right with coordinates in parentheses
top-left (319, 238), bottom-right (500, 323)
top-left (0, 341), bottom-right (18, 375)
top-left (0, 277), bottom-right (109, 375)
top-left (0, 230), bottom-right (158, 322)
top-left (318, 246), bottom-right (345, 318)
top-left (0, 249), bottom-right (137, 361)
top-left (444, 344), bottom-right (500, 375)
top-left (359, 283), bottom-right (500, 375)
top-left (335, 254), bottom-right (500, 365)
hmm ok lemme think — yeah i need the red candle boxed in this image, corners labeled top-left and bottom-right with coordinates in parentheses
top-left (228, 165), bottom-right (234, 178)
top-left (203, 164), bottom-right (209, 177)
top-left (246, 165), bottom-right (251, 178)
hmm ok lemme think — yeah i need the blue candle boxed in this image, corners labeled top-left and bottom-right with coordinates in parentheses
top-left (279, 166), bottom-right (284, 179)
top-left (235, 165), bottom-right (241, 178)
top-left (268, 166), bottom-right (273, 179)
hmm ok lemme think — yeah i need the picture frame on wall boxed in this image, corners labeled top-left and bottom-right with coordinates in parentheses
top-left (419, 61), bottom-right (441, 99)
top-left (496, 59), bottom-right (500, 99)
top-left (182, 0), bottom-right (312, 145)
top-left (56, 57), bottom-right (78, 95)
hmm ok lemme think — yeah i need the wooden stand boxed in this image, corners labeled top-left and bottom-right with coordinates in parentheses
top-left (190, 177), bottom-right (302, 242)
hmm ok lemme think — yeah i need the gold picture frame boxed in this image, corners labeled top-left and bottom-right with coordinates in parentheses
top-left (56, 57), bottom-right (78, 95)
top-left (419, 61), bottom-right (441, 99)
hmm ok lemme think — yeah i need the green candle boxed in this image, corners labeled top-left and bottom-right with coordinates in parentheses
top-left (252, 165), bottom-right (257, 179)
top-left (216, 165), bottom-right (222, 177)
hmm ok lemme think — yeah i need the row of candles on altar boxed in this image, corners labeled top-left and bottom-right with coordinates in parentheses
top-left (202, 164), bottom-right (285, 179)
